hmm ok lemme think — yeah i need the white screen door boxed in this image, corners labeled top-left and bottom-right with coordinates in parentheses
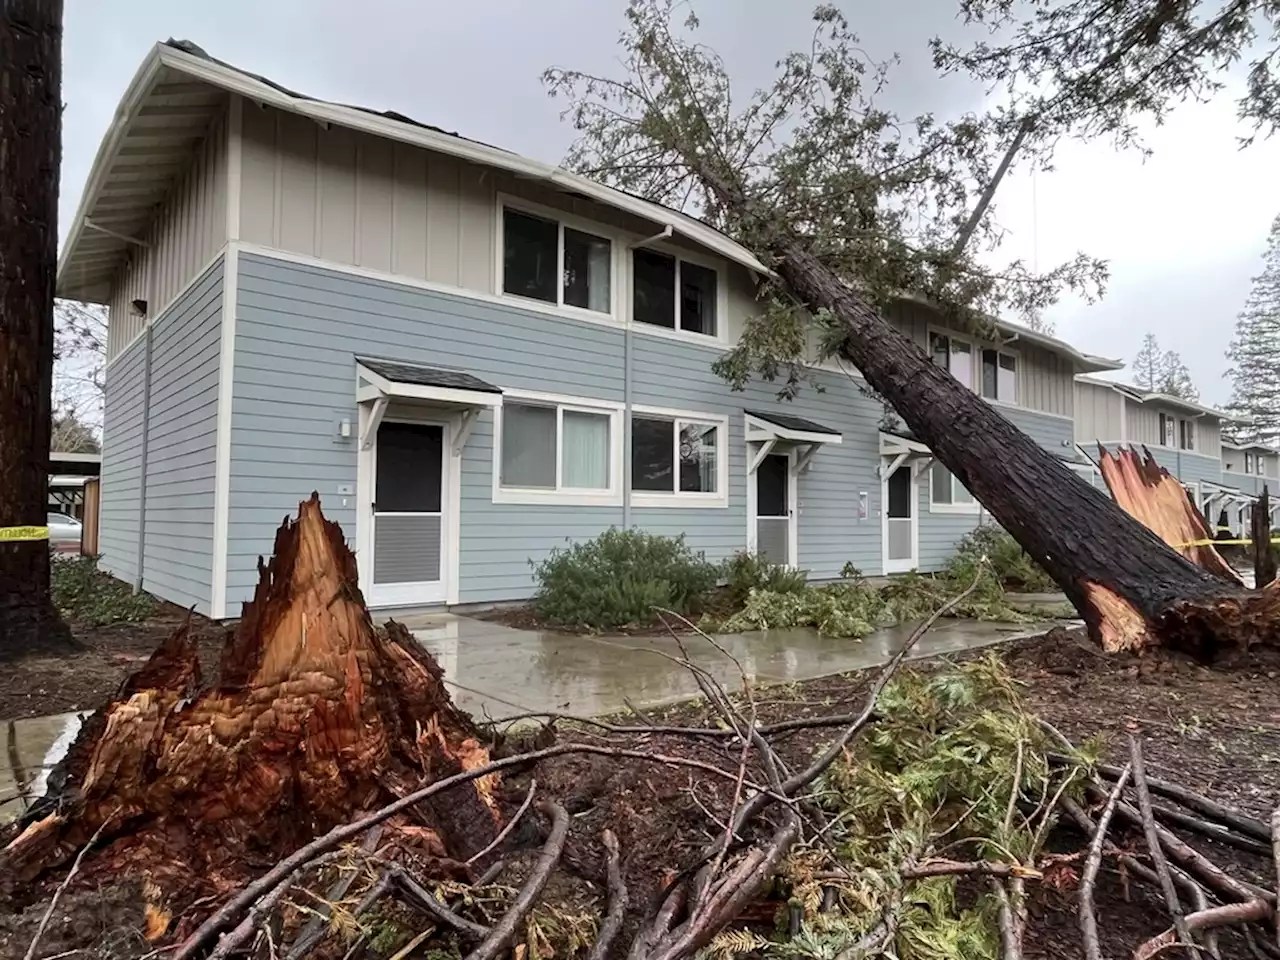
top-left (370, 421), bottom-right (447, 606)
top-left (755, 453), bottom-right (793, 566)
top-left (884, 464), bottom-right (917, 573)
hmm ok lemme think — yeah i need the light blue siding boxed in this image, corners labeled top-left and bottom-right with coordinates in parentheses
top-left (226, 251), bottom-right (1104, 605)
top-left (630, 338), bottom-right (885, 578)
top-left (140, 260), bottom-right (223, 613)
top-left (999, 405), bottom-right (1076, 458)
top-left (230, 252), bottom-right (629, 606)
top-left (99, 337), bottom-right (147, 584)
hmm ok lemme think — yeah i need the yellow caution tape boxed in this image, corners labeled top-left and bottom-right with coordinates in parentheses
top-left (1173, 536), bottom-right (1280, 548)
top-left (0, 526), bottom-right (49, 542)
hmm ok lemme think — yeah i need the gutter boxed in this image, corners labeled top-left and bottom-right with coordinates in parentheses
top-left (622, 224), bottom-right (675, 529)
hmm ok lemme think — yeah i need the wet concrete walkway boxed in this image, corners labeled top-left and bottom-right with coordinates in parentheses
top-left (402, 614), bottom-right (1051, 720)
top-left (1, 614), bottom-right (1053, 821)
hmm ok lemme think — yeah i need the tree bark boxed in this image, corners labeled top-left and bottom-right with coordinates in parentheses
top-left (0, 495), bottom-right (502, 940)
top-left (0, 0), bottom-right (70, 656)
top-left (770, 239), bottom-right (1275, 655)
top-left (1253, 487), bottom-right (1276, 588)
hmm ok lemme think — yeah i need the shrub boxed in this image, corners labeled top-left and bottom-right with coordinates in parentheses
top-left (945, 526), bottom-right (1056, 593)
top-left (721, 551), bottom-right (808, 607)
top-left (532, 528), bottom-right (719, 630)
top-left (706, 580), bottom-right (889, 638)
top-left (52, 554), bottom-right (159, 626)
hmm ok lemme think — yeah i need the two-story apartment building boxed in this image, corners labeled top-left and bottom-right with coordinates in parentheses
top-left (1074, 376), bottom-right (1279, 534)
top-left (57, 42), bottom-right (1119, 619)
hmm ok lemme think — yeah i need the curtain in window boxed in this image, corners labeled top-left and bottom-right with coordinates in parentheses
top-left (950, 342), bottom-right (973, 389)
top-left (587, 239), bottom-right (611, 313)
top-left (501, 404), bottom-right (556, 488)
top-left (931, 463), bottom-right (951, 503)
top-left (562, 410), bottom-right (610, 489)
top-left (998, 354), bottom-right (1016, 401)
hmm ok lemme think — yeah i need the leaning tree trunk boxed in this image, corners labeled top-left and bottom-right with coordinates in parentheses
top-left (770, 239), bottom-right (1276, 656)
top-left (1, 495), bottom-right (503, 942)
top-left (1253, 486), bottom-right (1276, 588)
top-left (0, 0), bottom-right (67, 656)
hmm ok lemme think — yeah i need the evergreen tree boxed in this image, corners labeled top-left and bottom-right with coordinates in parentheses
top-left (1157, 351), bottom-right (1199, 402)
top-left (1226, 215), bottom-right (1280, 447)
top-left (1132, 333), bottom-right (1163, 391)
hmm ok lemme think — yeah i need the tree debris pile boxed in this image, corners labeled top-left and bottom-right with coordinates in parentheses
top-left (1, 494), bottom-right (501, 943)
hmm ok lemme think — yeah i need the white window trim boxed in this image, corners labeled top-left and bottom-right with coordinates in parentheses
top-left (928, 462), bottom-right (981, 515)
top-left (630, 403), bottom-right (730, 508)
top-left (496, 193), bottom-right (624, 323)
top-left (491, 388), bottom-right (624, 507)
top-left (979, 346), bottom-right (1018, 404)
top-left (929, 325), bottom-right (1030, 409)
top-left (630, 240), bottom-right (730, 346)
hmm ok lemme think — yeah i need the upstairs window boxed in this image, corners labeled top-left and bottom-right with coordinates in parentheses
top-left (632, 249), bottom-right (718, 337)
top-left (1178, 418), bottom-right (1195, 451)
top-left (502, 208), bottom-right (612, 314)
top-left (1159, 413), bottom-right (1176, 447)
top-left (981, 349), bottom-right (1017, 402)
top-left (1245, 452), bottom-right (1255, 474)
top-left (631, 414), bottom-right (722, 499)
top-left (929, 333), bottom-right (973, 390)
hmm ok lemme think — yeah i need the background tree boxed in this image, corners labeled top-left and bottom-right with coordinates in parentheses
top-left (0, 0), bottom-right (70, 656)
top-left (1157, 350), bottom-right (1200, 402)
top-left (51, 407), bottom-right (101, 455)
top-left (1226, 213), bottom-right (1280, 446)
top-left (1132, 333), bottom-right (1163, 390)
top-left (545, 0), bottom-right (1273, 654)
top-left (53, 298), bottom-right (107, 436)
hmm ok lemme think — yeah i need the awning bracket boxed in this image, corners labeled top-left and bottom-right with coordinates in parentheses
top-left (360, 396), bottom-right (389, 451)
top-left (748, 438), bottom-right (778, 475)
top-left (452, 408), bottom-right (481, 456)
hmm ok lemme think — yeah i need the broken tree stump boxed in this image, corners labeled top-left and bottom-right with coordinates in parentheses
top-left (1253, 487), bottom-right (1276, 588)
top-left (0, 494), bottom-right (500, 934)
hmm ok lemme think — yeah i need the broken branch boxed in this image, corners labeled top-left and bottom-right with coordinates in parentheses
top-left (1080, 763), bottom-right (1132, 960)
top-left (586, 830), bottom-right (627, 960)
top-left (464, 800), bottom-right (569, 960)
top-left (1129, 735), bottom-right (1193, 952)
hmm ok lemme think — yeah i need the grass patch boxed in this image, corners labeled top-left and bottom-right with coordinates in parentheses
top-left (52, 554), bottom-right (159, 626)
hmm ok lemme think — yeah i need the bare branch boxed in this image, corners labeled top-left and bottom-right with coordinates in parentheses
top-left (1079, 763), bottom-right (1132, 960)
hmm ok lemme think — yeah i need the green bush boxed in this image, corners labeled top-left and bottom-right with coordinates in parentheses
top-left (52, 554), bottom-right (159, 626)
top-left (532, 528), bottom-right (719, 630)
top-left (721, 551), bottom-right (808, 606)
top-left (945, 526), bottom-right (1056, 593)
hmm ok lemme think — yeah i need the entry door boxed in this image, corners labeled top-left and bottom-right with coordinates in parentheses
top-left (883, 464), bottom-right (917, 573)
top-left (371, 421), bottom-right (447, 606)
top-left (755, 453), bottom-right (794, 566)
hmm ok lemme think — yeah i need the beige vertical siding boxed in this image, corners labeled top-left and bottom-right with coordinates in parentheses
top-left (104, 109), bottom-right (229, 362)
top-left (1073, 380), bottom-right (1125, 443)
top-left (1126, 403), bottom-right (1161, 445)
top-left (885, 301), bottom-right (1074, 417)
top-left (1197, 418), bottom-right (1222, 457)
top-left (236, 103), bottom-right (764, 325)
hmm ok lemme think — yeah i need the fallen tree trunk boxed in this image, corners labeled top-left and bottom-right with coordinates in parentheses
top-left (766, 237), bottom-right (1277, 656)
top-left (1, 495), bottom-right (501, 937)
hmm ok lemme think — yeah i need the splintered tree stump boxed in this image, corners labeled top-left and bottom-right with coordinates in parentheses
top-left (0, 494), bottom-right (501, 934)
top-left (1091, 446), bottom-right (1280, 655)
top-left (1252, 487), bottom-right (1276, 588)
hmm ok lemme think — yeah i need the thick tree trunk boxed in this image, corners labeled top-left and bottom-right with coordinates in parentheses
top-left (1253, 487), bottom-right (1276, 588)
top-left (770, 239), bottom-right (1276, 655)
top-left (1, 496), bottom-right (502, 940)
top-left (0, 0), bottom-right (68, 656)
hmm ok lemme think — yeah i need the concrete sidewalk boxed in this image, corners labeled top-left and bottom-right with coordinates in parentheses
top-left (401, 613), bottom-right (1053, 720)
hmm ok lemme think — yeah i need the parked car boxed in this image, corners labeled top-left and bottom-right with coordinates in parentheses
top-left (48, 511), bottom-right (82, 554)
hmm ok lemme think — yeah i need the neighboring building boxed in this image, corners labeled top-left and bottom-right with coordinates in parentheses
top-left (58, 42), bottom-right (1119, 619)
top-left (1074, 376), bottom-right (1278, 534)
top-left (1218, 441), bottom-right (1280, 533)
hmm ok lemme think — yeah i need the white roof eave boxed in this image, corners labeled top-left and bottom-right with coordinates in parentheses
top-left (59, 43), bottom-right (770, 300)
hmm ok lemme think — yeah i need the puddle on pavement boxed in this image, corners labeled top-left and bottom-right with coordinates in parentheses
top-left (2, 710), bottom-right (88, 823)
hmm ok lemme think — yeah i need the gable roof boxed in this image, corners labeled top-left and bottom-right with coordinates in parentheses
top-left (1075, 375), bottom-right (1233, 421)
top-left (57, 40), bottom-right (768, 302)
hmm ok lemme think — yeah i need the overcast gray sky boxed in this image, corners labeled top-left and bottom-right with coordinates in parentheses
top-left (61, 0), bottom-right (1280, 406)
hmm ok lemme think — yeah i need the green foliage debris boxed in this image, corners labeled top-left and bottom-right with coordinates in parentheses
top-left (52, 554), bottom-right (159, 626)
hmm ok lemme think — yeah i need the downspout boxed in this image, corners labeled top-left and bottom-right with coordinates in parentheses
top-left (624, 224), bottom-right (673, 529)
top-left (133, 322), bottom-right (154, 593)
